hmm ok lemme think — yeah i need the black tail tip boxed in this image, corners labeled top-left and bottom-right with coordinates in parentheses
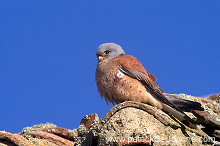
top-left (182, 120), bottom-right (200, 130)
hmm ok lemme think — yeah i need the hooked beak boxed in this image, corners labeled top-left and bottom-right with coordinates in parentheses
top-left (98, 56), bottom-right (105, 62)
top-left (97, 53), bottom-right (107, 62)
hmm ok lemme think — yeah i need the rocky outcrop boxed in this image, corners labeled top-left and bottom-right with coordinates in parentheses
top-left (0, 93), bottom-right (220, 146)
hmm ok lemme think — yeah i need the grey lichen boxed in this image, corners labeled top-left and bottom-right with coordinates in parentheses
top-left (73, 124), bottom-right (89, 145)
top-left (74, 115), bottom-right (101, 146)
top-left (85, 114), bottom-right (100, 134)
top-left (77, 124), bottom-right (88, 136)
top-left (19, 123), bottom-right (57, 134)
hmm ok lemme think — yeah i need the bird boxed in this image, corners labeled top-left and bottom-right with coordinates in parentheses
top-left (95, 42), bottom-right (204, 129)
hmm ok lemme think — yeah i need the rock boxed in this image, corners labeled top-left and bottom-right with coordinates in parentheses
top-left (0, 93), bottom-right (220, 146)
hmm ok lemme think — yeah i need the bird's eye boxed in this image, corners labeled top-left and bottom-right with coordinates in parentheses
top-left (105, 50), bottom-right (111, 54)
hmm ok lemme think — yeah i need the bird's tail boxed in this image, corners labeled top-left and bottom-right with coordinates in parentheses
top-left (162, 103), bottom-right (199, 129)
top-left (163, 94), bottom-right (204, 112)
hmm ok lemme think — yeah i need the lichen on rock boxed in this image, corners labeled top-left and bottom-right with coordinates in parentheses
top-left (0, 93), bottom-right (220, 146)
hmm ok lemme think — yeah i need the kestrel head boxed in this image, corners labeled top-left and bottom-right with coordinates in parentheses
top-left (96, 43), bottom-right (125, 62)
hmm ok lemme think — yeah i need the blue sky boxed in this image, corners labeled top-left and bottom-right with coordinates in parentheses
top-left (0, 1), bottom-right (219, 133)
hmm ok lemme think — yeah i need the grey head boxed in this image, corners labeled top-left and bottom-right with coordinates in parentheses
top-left (96, 43), bottom-right (125, 62)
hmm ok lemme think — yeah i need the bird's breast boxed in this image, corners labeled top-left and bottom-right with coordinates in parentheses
top-left (95, 60), bottom-right (151, 105)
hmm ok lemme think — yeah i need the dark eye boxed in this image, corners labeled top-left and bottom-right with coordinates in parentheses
top-left (105, 50), bottom-right (111, 54)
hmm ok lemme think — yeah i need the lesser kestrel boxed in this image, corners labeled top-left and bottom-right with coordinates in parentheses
top-left (95, 42), bottom-right (203, 129)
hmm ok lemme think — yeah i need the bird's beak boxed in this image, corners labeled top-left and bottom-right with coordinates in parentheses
top-left (98, 56), bottom-right (105, 62)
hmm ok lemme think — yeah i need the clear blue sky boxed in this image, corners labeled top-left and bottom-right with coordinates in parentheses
top-left (0, 1), bottom-right (219, 133)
